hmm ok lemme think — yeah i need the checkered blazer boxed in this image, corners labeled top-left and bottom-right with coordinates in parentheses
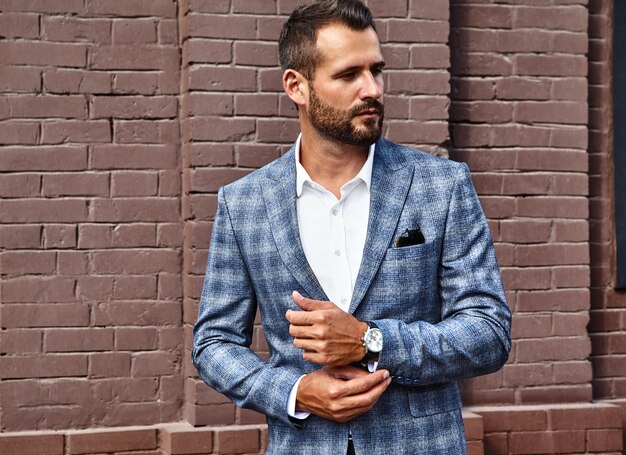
top-left (193, 138), bottom-right (511, 455)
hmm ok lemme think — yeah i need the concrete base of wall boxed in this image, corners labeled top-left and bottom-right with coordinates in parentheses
top-left (0, 404), bottom-right (621, 455)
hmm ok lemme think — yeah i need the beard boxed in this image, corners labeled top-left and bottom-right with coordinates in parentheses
top-left (307, 87), bottom-right (384, 147)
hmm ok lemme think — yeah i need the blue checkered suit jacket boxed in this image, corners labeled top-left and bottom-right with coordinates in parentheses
top-left (193, 138), bottom-right (511, 454)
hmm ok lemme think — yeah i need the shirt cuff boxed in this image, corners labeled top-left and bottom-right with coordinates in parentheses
top-left (288, 374), bottom-right (311, 420)
top-left (367, 360), bottom-right (379, 373)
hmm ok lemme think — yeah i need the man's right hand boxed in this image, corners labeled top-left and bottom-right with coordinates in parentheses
top-left (296, 366), bottom-right (391, 423)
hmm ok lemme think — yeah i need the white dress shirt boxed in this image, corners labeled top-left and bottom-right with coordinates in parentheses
top-left (288, 134), bottom-right (375, 418)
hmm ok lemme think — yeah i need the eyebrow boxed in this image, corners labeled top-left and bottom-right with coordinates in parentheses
top-left (333, 60), bottom-right (386, 77)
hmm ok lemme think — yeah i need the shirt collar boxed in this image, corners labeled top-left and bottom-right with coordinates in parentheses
top-left (295, 133), bottom-right (376, 197)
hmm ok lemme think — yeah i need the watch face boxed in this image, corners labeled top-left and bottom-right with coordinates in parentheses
top-left (365, 328), bottom-right (383, 353)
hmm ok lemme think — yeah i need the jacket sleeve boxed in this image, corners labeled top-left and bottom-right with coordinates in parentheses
top-left (374, 163), bottom-right (512, 386)
top-left (192, 187), bottom-right (303, 425)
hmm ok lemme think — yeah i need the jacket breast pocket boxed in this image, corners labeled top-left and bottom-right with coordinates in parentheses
top-left (372, 241), bottom-right (440, 320)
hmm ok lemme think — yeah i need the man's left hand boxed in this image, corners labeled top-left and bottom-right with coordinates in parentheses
top-left (286, 291), bottom-right (368, 366)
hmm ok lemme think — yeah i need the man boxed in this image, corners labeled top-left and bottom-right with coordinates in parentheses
top-left (192, 1), bottom-right (511, 454)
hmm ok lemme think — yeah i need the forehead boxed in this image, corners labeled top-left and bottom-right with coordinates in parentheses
top-left (314, 24), bottom-right (382, 73)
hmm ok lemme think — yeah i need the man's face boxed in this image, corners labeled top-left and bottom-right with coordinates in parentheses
top-left (304, 24), bottom-right (385, 147)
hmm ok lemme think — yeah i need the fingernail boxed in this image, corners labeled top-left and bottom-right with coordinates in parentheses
top-left (382, 370), bottom-right (389, 379)
top-left (292, 290), bottom-right (302, 300)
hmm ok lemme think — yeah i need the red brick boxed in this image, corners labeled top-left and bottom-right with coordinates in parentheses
top-left (91, 95), bottom-right (176, 119)
top-left (470, 406), bottom-right (548, 432)
top-left (92, 302), bottom-right (180, 326)
top-left (0, 224), bottom-right (41, 249)
top-left (1, 329), bottom-right (42, 354)
top-left (112, 72), bottom-right (158, 95)
top-left (190, 168), bottom-right (252, 193)
top-left (0, 41), bottom-right (87, 67)
top-left (91, 198), bottom-right (179, 222)
top-left (1, 378), bottom-right (90, 407)
top-left (111, 171), bottom-right (158, 197)
top-left (587, 428), bottom-right (624, 452)
top-left (161, 424), bottom-right (214, 455)
top-left (0, 66), bottom-right (41, 92)
top-left (235, 93), bottom-right (278, 116)
top-left (184, 39), bottom-right (232, 65)
top-left (43, 69), bottom-right (112, 94)
top-left (1, 251), bottom-right (56, 275)
top-left (41, 120), bottom-right (111, 144)
top-left (517, 289), bottom-right (589, 312)
top-left (93, 377), bottom-right (159, 403)
top-left (86, 0), bottom-right (176, 16)
top-left (496, 77), bottom-right (551, 100)
top-left (158, 223), bottom-right (184, 247)
top-left (113, 275), bottom-right (158, 300)
top-left (514, 6), bottom-right (587, 32)
top-left (45, 328), bottom-right (114, 352)
top-left (1, 303), bottom-right (88, 327)
top-left (0, 173), bottom-right (40, 198)
top-left (503, 364), bottom-right (553, 387)
top-left (553, 361), bottom-right (592, 384)
top-left (89, 352), bottom-right (131, 378)
top-left (57, 245), bottom-right (87, 272)
top-left (451, 5), bottom-right (513, 28)
top-left (515, 243), bottom-right (588, 266)
top-left (500, 267), bottom-right (551, 291)
top-left (158, 272), bottom-right (183, 300)
top-left (132, 351), bottom-right (178, 377)
top-left (451, 101), bottom-right (511, 123)
top-left (1, 354), bottom-right (87, 379)
top-left (113, 18), bottom-right (157, 44)
top-left (514, 101), bottom-right (587, 125)
top-left (0, 199), bottom-right (88, 223)
top-left (516, 149), bottom-right (587, 172)
top-left (515, 54), bottom-right (587, 76)
top-left (451, 78), bottom-right (495, 101)
top-left (66, 428), bottom-right (157, 454)
top-left (510, 430), bottom-right (585, 454)
top-left (213, 426), bottom-right (260, 454)
top-left (113, 120), bottom-right (178, 143)
top-left (237, 144), bottom-right (282, 168)
top-left (549, 404), bottom-right (622, 429)
top-left (92, 144), bottom-right (176, 169)
top-left (115, 327), bottom-right (158, 351)
top-left (8, 95), bottom-right (87, 119)
top-left (0, 433), bottom-right (64, 455)
top-left (516, 337), bottom-right (591, 363)
top-left (159, 170), bottom-right (180, 196)
top-left (410, 1), bottom-right (448, 20)
top-left (387, 70), bottom-right (450, 95)
top-left (517, 197), bottom-right (588, 219)
top-left (90, 45), bottom-right (178, 71)
top-left (42, 16), bottom-right (111, 43)
top-left (0, 12), bottom-right (40, 39)
top-left (189, 66), bottom-right (257, 92)
top-left (76, 276), bottom-right (114, 300)
top-left (552, 266), bottom-right (590, 288)
top-left (234, 41), bottom-right (278, 67)
top-left (188, 13), bottom-right (257, 39)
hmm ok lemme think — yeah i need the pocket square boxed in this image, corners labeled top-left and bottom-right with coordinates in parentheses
top-left (395, 227), bottom-right (425, 247)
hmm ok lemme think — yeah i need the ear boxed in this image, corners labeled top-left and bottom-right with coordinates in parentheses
top-left (282, 69), bottom-right (308, 107)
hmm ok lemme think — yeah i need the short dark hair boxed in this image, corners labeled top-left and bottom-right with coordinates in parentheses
top-left (278, 0), bottom-right (375, 80)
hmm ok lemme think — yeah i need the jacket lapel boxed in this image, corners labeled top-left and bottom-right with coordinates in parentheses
top-left (349, 139), bottom-right (414, 313)
top-left (260, 148), bottom-right (327, 301)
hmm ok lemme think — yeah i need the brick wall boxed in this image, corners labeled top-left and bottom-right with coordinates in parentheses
top-left (450, 0), bottom-right (593, 406)
top-left (1, 0), bottom-right (625, 454)
top-left (587, 0), bottom-right (626, 401)
top-left (0, 0), bottom-right (183, 430)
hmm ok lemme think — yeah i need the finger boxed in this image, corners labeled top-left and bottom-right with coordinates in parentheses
top-left (332, 367), bottom-right (388, 382)
top-left (341, 370), bottom-right (390, 397)
top-left (292, 291), bottom-right (336, 311)
top-left (285, 309), bottom-right (315, 325)
top-left (289, 324), bottom-right (316, 339)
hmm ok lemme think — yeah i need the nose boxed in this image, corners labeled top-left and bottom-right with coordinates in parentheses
top-left (360, 71), bottom-right (383, 101)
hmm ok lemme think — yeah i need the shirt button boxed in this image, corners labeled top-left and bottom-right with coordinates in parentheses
top-left (332, 209), bottom-right (338, 216)
top-left (334, 249), bottom-right (341, 256)
top-left (341, 298), bottom-right (347, 305)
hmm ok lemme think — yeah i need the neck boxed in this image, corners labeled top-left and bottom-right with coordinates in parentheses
top-left (299, 128), bottom-right (370, 199)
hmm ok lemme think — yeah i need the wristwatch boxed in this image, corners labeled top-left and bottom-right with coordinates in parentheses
top-left (361, 321), bottom-right (383, 362)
